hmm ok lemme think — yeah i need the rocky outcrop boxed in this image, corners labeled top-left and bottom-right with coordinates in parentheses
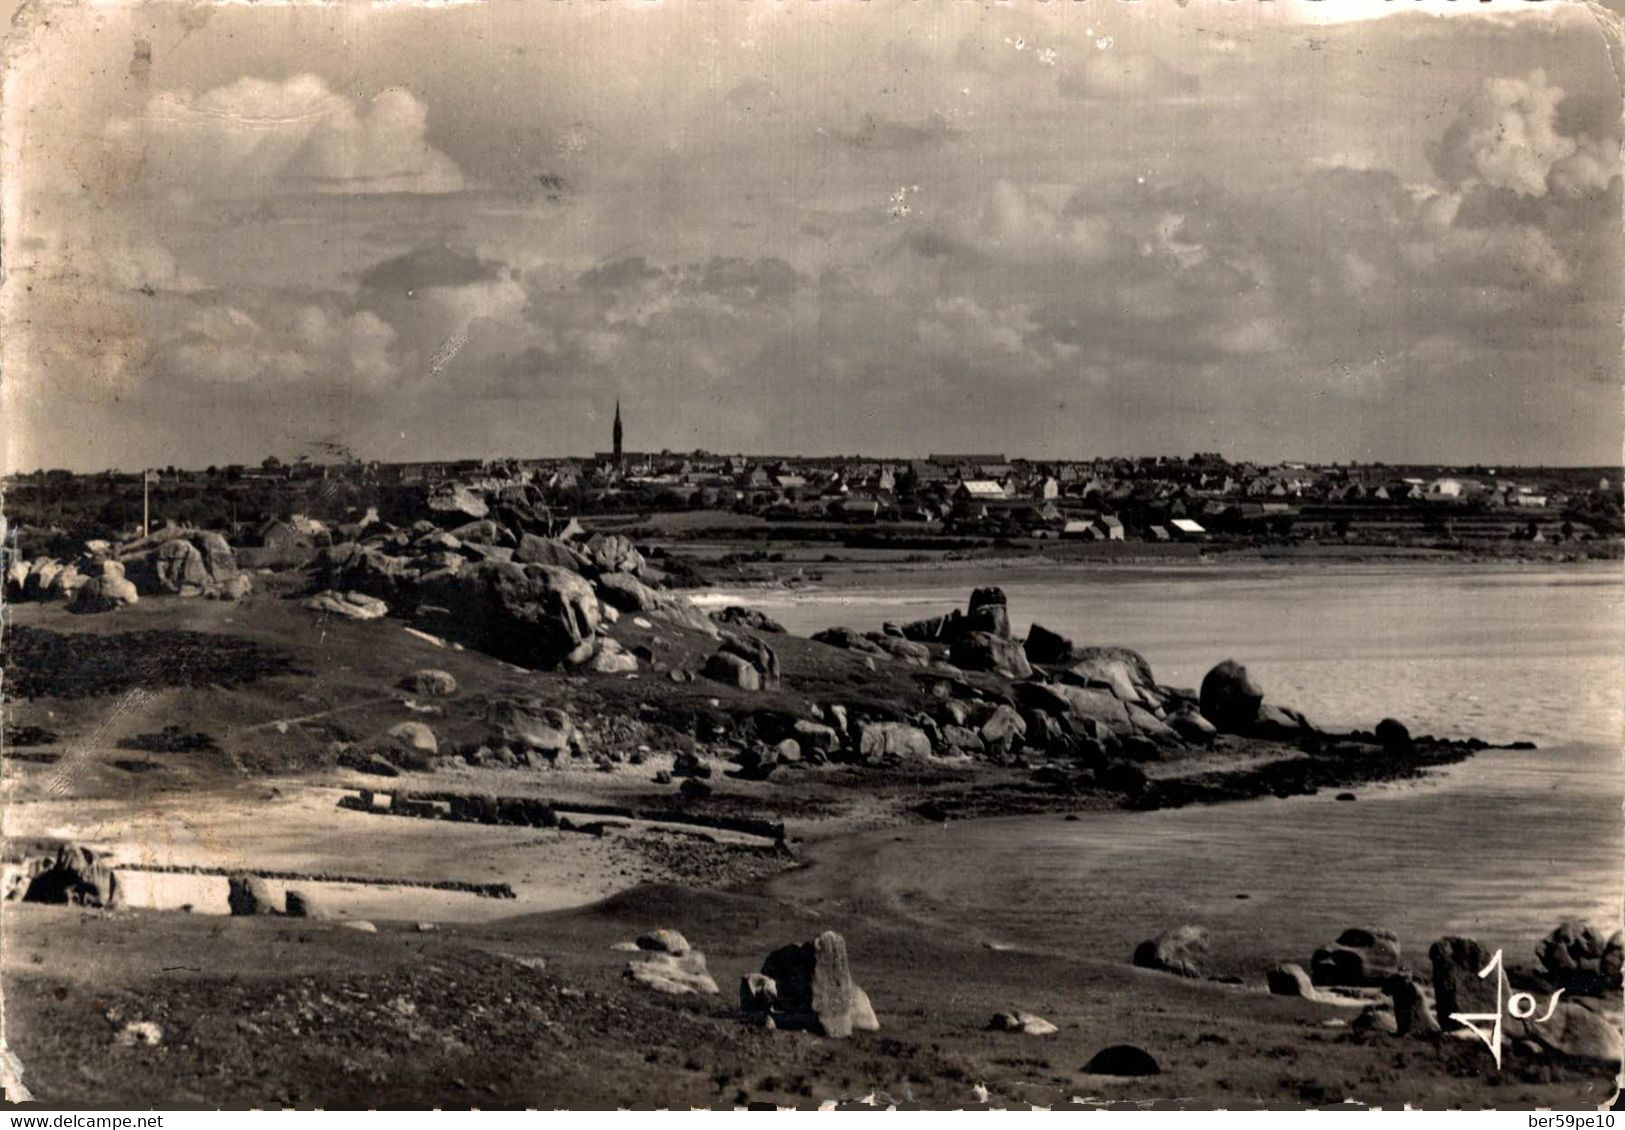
top-left (438, 560), bottom-right (601, 669)
top-left (753, 931), bottom-right (879, 1038)
top-left (1062, 648), bottom-right (1160, 708)
top-left (2, 841), bottom-right (119, 907)
top-left (950, 631), bottom-right (1032, 679)
top-left (583, 533), bottom-right (645, 576)
top-left (811, 627), bottom-right (886, 655)
top-left (965, 586), bottom-right (1011, 638)
top-left (709, 606), bottom-right (786, 633)
top-left (1312, 927), bottom-right (1401, 987)
top-left (855, 721), bottom-right (932, 760)
top-left (1513, 1000), bottom-right (1624, 1065)
top-left (513, 534), bottom-right (590, 571)
top-left (702, 634), bottom-right (780, 690)
top-left (68, 575), bottom-right (140, 614)
top-left (626, 950), bottom-right (719, 995)
top-left (1023, 623), bottom-right (1076, 666)
top-left (1535, 921), bottom-right (1622, 994)
top-left (1199, 659), bottom-right (1265, 733)
top-left (1374, 717), bottom-right (1413, 754)
top-left (1132, 925), bottom-right (1209, 978)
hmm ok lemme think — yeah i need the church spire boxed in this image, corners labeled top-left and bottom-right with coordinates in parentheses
top-left (612, 399), bottom-right (624, 466)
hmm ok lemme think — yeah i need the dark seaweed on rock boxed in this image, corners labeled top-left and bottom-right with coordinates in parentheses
top-left (3, 626), bottom-right (307, 700)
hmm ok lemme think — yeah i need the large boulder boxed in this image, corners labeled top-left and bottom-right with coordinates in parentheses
top-left (486, 700), bottom-right (579, 758)
top-left (2, 841), bottom-right (119, 907)
top-left (1016, 683), bottom-right (1134, 736)
top-left (427, 485), bottom-right (488, 521)
top-left (793, 720), bottom-right (841, 756)
top-left (1513, 1000), bottom-right (1624, 1065)
top-left (193, 530), bottom-right (240, 584)
top-left (583, 533), bottom-right (645, 576)
top-left (1312, 927), bottom-right (1401, 987)
top-left (1063, 648), bottom-right (1159, 707)
top-left (702, 652), bottom-right (761, 691)
top-left (811, 627), bottom-right (886, 655)
top-left (513, 534), bottom-right (590, 571)
top-left (283, 888), bottom-right (334, 920)
top-left (1198, 659), bottom-right (1265, 733)
top-left (1535, 920), bottom-right (1615, 991)
top-left (899, 611), bottom-right (965, 644)
top-left (855, 721), bottom-right (932, 760)
top-left (949, 631), bottom-right (1033, 679)
top-left (1374, 717), bottom-right (1413, 754)
top-left (1429, 935), bottom-right (1497, 1030)
top-left (1024, 623), bottom-right (1076, 666)
top-left (587, 637), bottom-right (640, 674)
top-left (979, 705), bottom-right (1027, 756)
top-left (965, 586), bottom-right (1011, 638)
top-left (1385, 976), bottom-right (1440, 1037)
top-left (595, 572), bottom-right (662, 613)
top-left (1132, 925), bottom-right (1209, 978)
top-left (47, 563), bottom-right (88, 600)
top-left (68, 575), bottom-right (139, 614)
top-left (717, 634), bottom-right (781, 689)
top-left (1267, 963), bottom-right (1316, 998)
top-left (227, 874), bottom-right (279, 916)
top-left (870, 636), bottom-right (932, 666)
top-left (757, 931), bottom-right (878, 1037)
top-left (439, 560), bottom-right (601, 669)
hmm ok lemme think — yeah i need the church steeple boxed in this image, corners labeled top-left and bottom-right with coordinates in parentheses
top-left (612, 399), bottom-right (623, 466)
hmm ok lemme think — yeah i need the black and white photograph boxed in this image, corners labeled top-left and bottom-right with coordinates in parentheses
top-left (0, 0), bottom-right (1621, 1111)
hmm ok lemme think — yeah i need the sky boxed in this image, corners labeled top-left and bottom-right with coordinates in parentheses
top-left (2, 0), bottom-right (1621, 471)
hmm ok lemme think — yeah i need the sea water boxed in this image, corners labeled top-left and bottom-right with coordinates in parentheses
top-left (729, 565), bottom-right (1624, 967)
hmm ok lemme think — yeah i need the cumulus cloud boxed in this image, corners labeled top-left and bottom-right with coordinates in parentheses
top-left (166, 296), bottom-right (397, 388)
top-left (1435, 69), bottom-right (1617, 199)
top-left (110, 74), bottom-right (466, 198)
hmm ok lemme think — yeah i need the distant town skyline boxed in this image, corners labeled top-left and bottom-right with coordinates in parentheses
top-left (3, 1), bottom-right (1621, 474)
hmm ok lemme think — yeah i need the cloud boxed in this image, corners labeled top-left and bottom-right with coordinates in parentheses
top-left (110, 74), bottom-right (466, 199)
top-left (834, 112), bottom-right (960, 152)
top-left (1434, 69), bottom-right (1617, 199)
top-left (1057, 51), bottom-right (1198, 101)
top-left (165, 295), bottom-right (397, 389)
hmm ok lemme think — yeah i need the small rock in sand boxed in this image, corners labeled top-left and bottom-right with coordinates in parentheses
top-left (343, 920), bottom-right (378, 934)
top-left (989, 1011), bottom-right (1059, 1036)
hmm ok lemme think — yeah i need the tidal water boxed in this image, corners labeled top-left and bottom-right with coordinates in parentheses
top-left (716, 565), bottom-right (1625, 967)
